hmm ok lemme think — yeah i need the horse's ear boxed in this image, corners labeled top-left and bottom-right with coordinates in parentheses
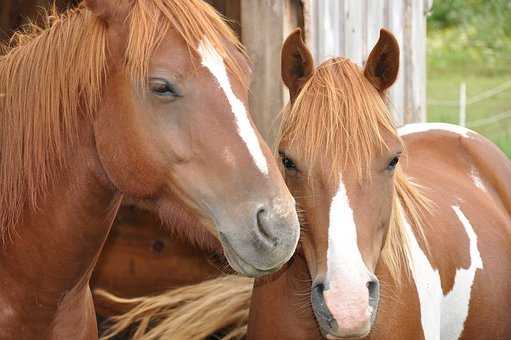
top-left (84, 0), bottom-right (131, 23)
top-left (364, 29), bottom-right (400, 92)
top-left (281, 28), bottom-right (314, 102)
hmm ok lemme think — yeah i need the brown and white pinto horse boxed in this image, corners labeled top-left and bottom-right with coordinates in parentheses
top-left (91, 29), bottom-right (511, 340)
top-left (247, 29), bottom-right (511, 340)
top-left (0, 1), bottom-right (300, 338)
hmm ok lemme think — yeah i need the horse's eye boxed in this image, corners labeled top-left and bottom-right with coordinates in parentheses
top-left (279, 151), bottom-right (298, 172)
top-left (149, 78), bottom-right (182, 99)
top-left (386, 156), bottom-right (400, 171)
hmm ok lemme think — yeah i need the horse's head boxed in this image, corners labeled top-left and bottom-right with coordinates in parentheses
top-left (85, 0), bottom-right (299, 277)
top-left (279, 29), bottom-right (404, 338)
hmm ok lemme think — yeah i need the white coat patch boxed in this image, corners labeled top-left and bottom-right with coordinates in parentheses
top-left (470, 168), bottom-right (487, 192)
top-left (403, 217), bottom-right (442, 340)
top-left (404, 205), bottom-right (483, 340)
top-left (398, 123), bottom-right (475, 138)
top-left (197, 39), bottom-right (268, 175)
top-left (441, 206), bottom-right (483, 339)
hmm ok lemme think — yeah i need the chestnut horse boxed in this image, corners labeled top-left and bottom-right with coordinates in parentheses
top-left (103, 29), bottom-right (511, 340)
top-left (0, 0), bottom-right (300, 338)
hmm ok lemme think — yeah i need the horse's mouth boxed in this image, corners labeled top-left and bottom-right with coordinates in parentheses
top-left (219, 234), bottom-right (282, 277)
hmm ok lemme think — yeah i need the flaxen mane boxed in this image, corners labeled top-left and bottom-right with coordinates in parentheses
top-left (96, 276), bottom-right (253, 340)
top-left (0, 0), bottom-right (247, 242)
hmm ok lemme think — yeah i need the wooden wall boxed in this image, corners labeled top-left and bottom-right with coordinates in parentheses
top-left (303, 0), bottom-right (432, 124)
top-left (240, 0), bottom-right (304, 143)
top-left (0, 0), bottom-right (79, 41)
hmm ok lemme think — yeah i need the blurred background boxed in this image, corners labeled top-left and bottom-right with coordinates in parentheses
top-left (427, 0), bottom-right (511, 157)
top-left (0, 0), bottom-right (509, 157)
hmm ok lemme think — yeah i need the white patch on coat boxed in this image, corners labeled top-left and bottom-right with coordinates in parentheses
top-left (404, 205), bottom-right (483, 340)
top-left (403, 216), bottom-right (442, 340)
top-left (197, 38), bottom-right (268, 175)
top-left (470, 168), bottom-right (486, 192)
top-left (325, 176), bottom-right (372, 330)
top-left (441, 205), bottom-right (483, 339)
top-left (398, 123), bottom-right (475, 138)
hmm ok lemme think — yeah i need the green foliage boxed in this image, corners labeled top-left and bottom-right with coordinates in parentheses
top-left (428, 0), bottom-right (511, 75)
top-left (427, 0), bottom-right (511, 158)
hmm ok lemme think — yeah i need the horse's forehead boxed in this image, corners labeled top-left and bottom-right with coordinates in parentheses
top-left (197, 37), bottom-right (268, 175)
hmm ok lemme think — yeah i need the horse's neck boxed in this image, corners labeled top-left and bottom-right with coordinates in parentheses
top-left (247, 255), bottom-right (321, 340)
top-left (0, 130), bottom-right (121, 339)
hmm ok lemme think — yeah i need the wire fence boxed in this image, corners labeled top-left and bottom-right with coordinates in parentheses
top-left (428, 79), bottom-right (511, 157)
top-left (428, 79), bottom-right (511, 128)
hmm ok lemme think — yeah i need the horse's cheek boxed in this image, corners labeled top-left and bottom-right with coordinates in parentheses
top-left (93, 98), bottom-right (165, 197)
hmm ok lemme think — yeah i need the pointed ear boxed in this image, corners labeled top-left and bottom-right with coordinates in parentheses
top-left (281, 28), bottom-right (314, 102)
top-left (364, 29), bottom-right (400, 92)
top-left (84, 0), bottom-right (131, 23)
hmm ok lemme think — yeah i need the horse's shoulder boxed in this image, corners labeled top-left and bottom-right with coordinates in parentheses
top-left (398, 122), bottom-right (475, 139)
top-left (399, 122), bottom-right (511, 221)
top-left (398, 122), bottom-right (507, 166)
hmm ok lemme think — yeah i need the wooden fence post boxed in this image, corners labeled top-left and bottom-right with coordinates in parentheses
top-left (240, 0), bottom-right (303, 145)
top-left (459, 82), bottom-right (467, 127)
top-left (303, 0), bottom-right (429, 125)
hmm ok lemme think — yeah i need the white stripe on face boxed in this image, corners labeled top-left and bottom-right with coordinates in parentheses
top-left (324, 175), bottom-right (372, 331)
top-left (404, 205), bottom-right (483, 340)
top-left (197, 39), bottom-right (268, 175)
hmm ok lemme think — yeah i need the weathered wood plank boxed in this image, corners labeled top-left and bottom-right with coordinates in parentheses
top-left (303, 0), bottom-right (428, 124)
top-left (343, 0), bottom-right (363, 65)
top-left (0, 0), bottom-right (79, 42)
top-left (240, 0), bottom-right (302, 144)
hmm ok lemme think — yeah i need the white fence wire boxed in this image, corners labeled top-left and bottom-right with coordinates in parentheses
top-left (428, 79), bottom-right (511, 129)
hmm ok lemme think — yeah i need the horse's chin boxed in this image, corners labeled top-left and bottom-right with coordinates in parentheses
top-left (324, 330), bottom-right (370, 340)
top-left (220, 237), bottom-right (283, 277)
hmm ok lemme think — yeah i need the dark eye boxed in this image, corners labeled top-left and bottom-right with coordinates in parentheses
top-left (386, 156), bottom-right (399, 171)
top-left (149, 78), bottom-right (182, 99)
top-left (279, 151), bottom-right (298, 171)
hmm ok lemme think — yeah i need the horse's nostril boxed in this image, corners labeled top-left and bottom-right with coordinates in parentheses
top-left (314, 282), bottom-right (325, 294)
top-left (311, 282), bottom-right (337, 331)
top-left (367, 276), bottom-right (380, 324)
top-left (367, 277), bottom-right (379, 300)
top-left (256, 208), bottom-right (274, 244)
top-left (367, 280), bottom-right (377, 292)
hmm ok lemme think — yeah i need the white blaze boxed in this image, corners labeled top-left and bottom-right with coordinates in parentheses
top-left (197, 38), bottom-right (268, 175)
top-left (404, 205), bottom-right (483, 340)
top-left (325, 176), bottom-right (372, 329)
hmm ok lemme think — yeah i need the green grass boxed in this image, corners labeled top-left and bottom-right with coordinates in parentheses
top-left (427, 30), bottom-right (511, 158)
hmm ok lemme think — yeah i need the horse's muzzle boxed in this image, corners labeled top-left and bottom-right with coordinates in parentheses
top-left (311, 274), bottom-right (380, 339)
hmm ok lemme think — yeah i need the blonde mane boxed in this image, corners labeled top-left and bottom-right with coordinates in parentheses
top-left (277, 58), bottom-right (428, 281)
top-left (96, 276), bottom-right (253, 340)
top-left (0, 1), bottom-right (247, 242)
